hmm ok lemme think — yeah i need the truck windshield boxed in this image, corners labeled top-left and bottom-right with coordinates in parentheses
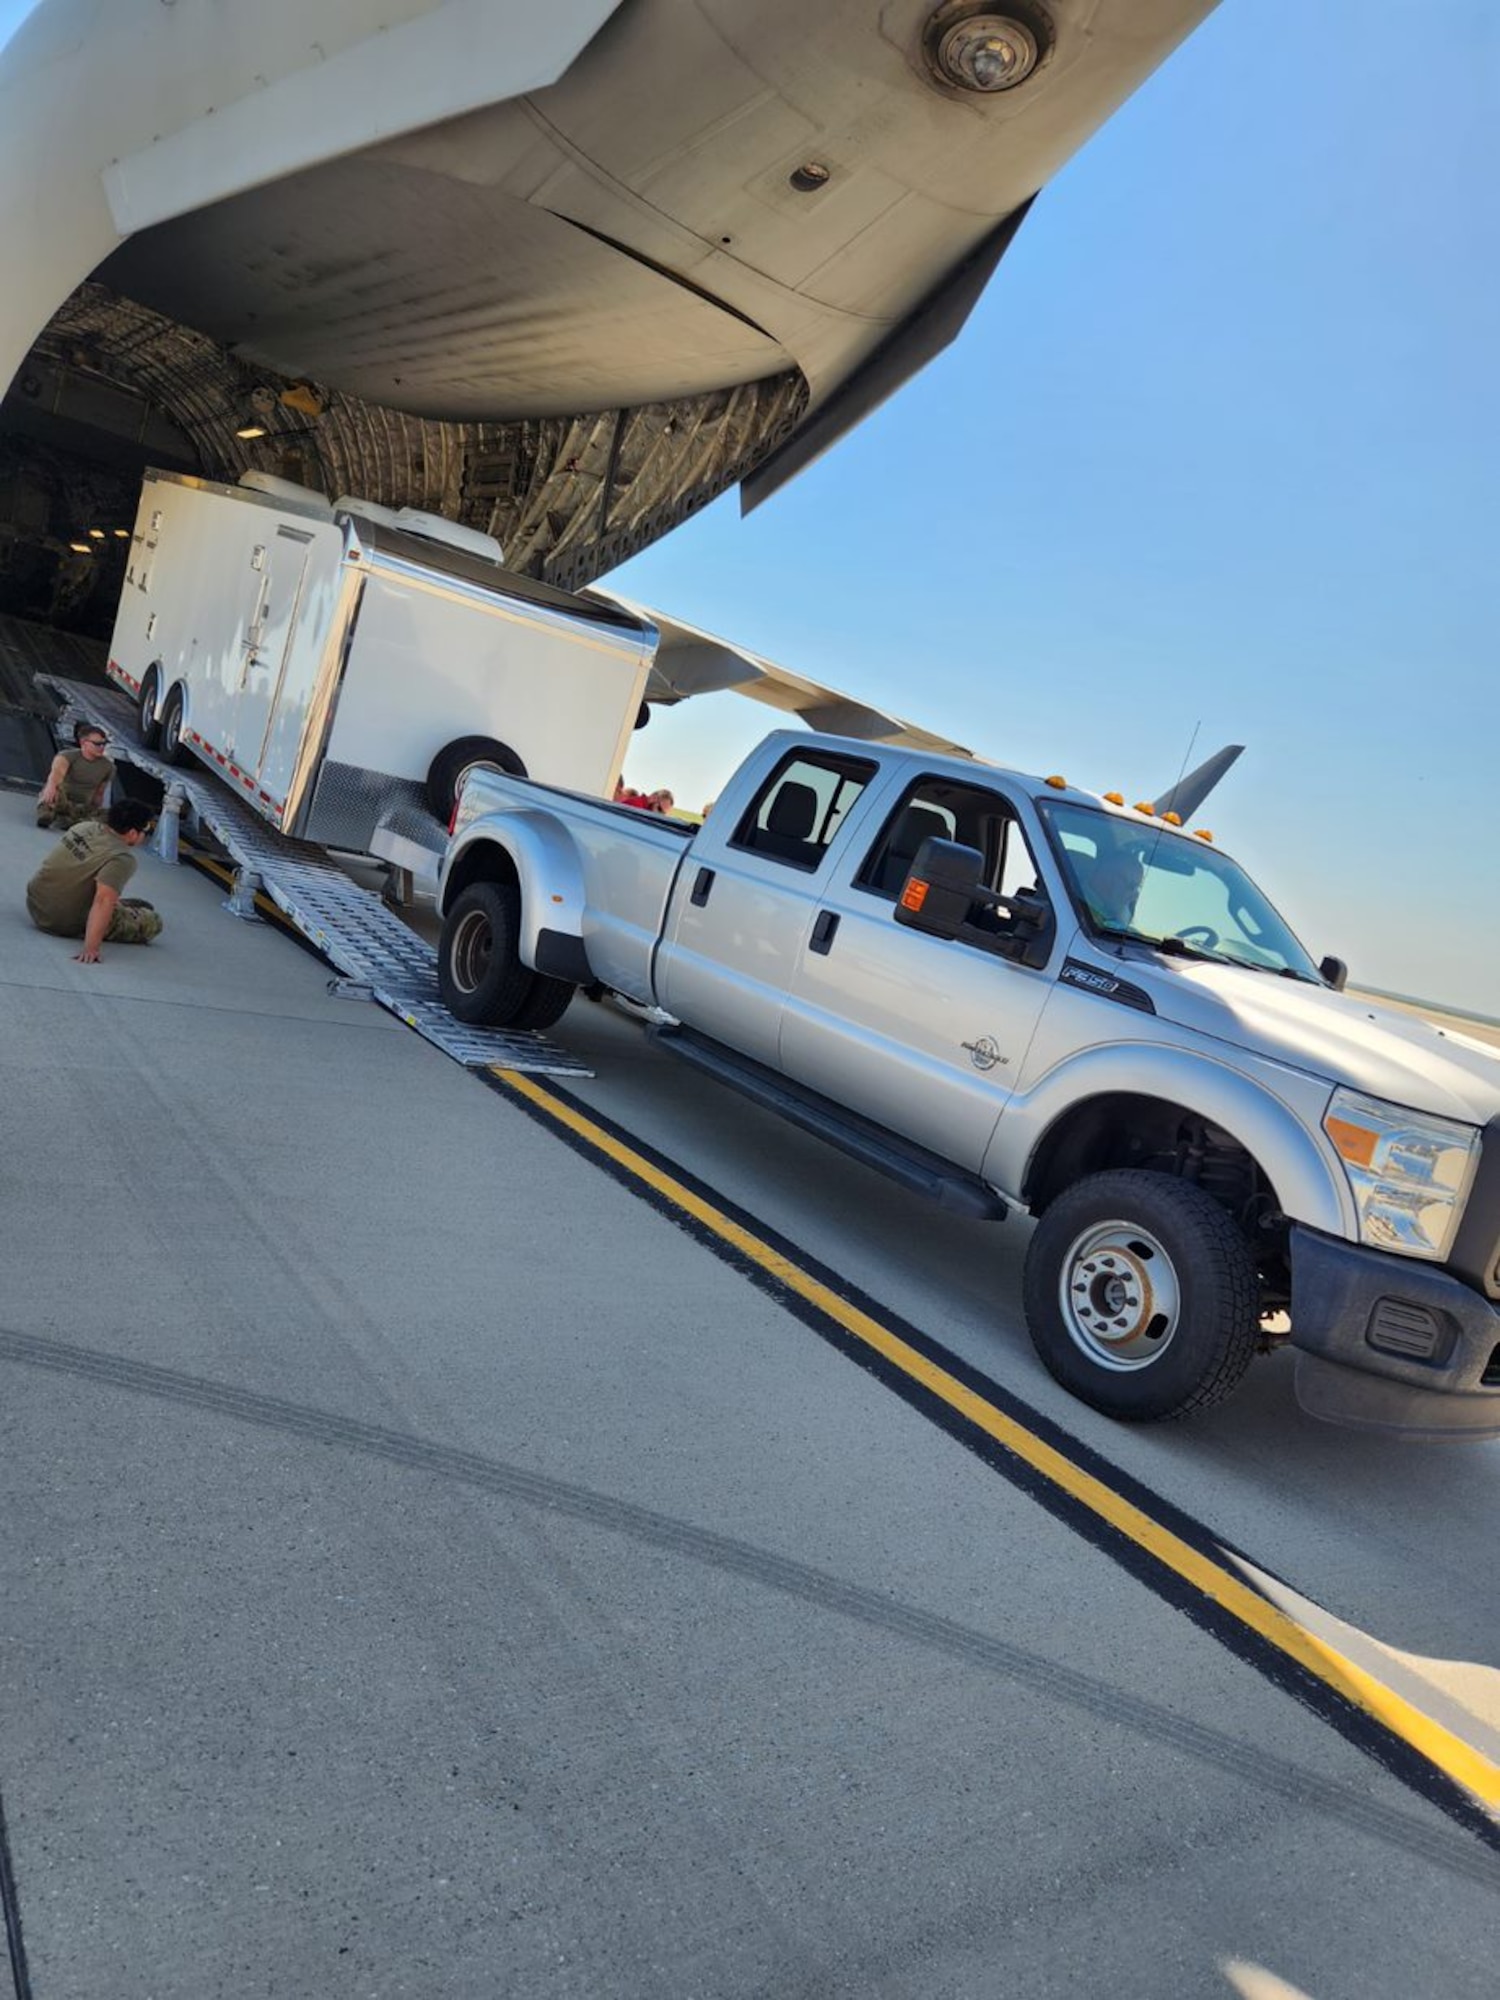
top-left (1039, 800), bottom-right (1322, 981)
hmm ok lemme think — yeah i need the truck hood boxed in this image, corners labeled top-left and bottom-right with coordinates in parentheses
top-left (1092, 948), bottom-right (1500, 1126)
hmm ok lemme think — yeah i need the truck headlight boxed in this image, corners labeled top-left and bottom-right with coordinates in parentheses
top-left (1323, 1089), bottom-right (1479, 1260)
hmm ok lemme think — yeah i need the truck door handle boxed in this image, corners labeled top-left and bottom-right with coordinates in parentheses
top-left (809, 910), bottom-right (840, 955)
top-left (690, 866), bottom-right (715, 906)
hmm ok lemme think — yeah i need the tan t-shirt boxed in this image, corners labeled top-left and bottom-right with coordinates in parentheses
top-left (56, 746), bottom-right (115, 809)
top-left (26, 821), bottom-right (137, 934)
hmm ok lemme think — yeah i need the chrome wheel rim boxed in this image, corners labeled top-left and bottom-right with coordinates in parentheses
top-left (455, 759), bottom-right (503, 797)
top-left (1057, 1219), bottom-right (1181, 1371)
top-left (450, 908), bottom-right (493, 993)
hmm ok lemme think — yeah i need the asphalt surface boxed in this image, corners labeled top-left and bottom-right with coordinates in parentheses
top-left (2, 786), bottom-right (1498, 2000)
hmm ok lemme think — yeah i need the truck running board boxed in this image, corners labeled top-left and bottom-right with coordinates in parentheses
top-left (650, 1027), bottom-right (1007, 1222)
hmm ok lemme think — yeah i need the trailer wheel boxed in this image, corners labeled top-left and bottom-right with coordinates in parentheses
top-left (1021, 1170), bottom-right (1259, 1422)
top-left (438, 882), bottom-right (535, 1025)
top-left (138, 669), bottom-right (162, 750)
top-left (426, 736), bottom-right (526, 821)
top-left (159, 686), bottom-right (191, 768)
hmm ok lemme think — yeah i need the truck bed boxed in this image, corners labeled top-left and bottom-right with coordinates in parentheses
top-left (452, 772), bottom-right (696, 1003)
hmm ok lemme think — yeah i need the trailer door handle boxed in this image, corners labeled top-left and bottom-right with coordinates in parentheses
top-left (690, 866), bottom-right (715, 907)
top-left (809, 910), bottom-right (840, 955)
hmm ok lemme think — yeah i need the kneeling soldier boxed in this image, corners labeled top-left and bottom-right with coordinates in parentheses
top-left (26, 799), bottom-right (162, 963)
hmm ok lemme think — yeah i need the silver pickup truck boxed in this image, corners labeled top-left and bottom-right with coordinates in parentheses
top-left (436, 731), bottom-right (1500, 1440)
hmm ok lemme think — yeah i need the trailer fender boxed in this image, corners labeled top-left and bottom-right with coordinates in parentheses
top-left (992, 1040), bottom-right (1353, 1239)
top-left (439, 811), bottom-right (590, 978)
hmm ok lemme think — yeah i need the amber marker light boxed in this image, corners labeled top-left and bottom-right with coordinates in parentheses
top-left (1163, 811), bottom-right (1182, 825)
top-left (1325, 1115), bottom-right (1379, 1169)
top-left (1103, 791), bottom-right (1124, 806)
top-left (1133, 801), bottom-right (1156, 815)
top-left (1193, 829), bottom-right (1214, 843)
top-left (900, 879), bottom-right (929, 912)
top-left (1045, 775), bottom-right (1068, 790)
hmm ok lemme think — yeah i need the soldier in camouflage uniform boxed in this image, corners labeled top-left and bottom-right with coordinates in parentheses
top-left (26, 799), bottom-right (162, 961)
top-left (36, 726), bottom-right (116, 829)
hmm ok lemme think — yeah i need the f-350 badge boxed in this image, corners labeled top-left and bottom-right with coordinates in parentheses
top-left (961, 1036), bottom-right (1008, 1071)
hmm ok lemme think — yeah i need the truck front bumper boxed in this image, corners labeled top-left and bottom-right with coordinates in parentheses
top-left (1288, 1224), bottom-right (1500, 1440)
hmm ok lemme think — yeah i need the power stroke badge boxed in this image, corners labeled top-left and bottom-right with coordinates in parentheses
top-left (961, 1035), bottom-right (1008, 1071)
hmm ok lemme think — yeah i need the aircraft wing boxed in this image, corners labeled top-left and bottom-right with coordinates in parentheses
top-left (589, 591), bottom-right (975, 758)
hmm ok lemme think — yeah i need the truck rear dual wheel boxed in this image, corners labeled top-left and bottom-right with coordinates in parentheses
top-left (438, 881), bottom-right (574, 1030)
top-left (1022, 1170), bottom-right (1259, 1421)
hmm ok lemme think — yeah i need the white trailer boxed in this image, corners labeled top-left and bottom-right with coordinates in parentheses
top-left (108, 470), bottom-right (656, 856)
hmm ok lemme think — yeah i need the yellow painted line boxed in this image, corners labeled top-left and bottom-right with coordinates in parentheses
top-left (495, 1066), bottom-right (1500, 1815)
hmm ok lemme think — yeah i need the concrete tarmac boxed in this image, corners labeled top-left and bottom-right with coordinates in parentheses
top-left (2, 790), bottom-right (1497, 2000)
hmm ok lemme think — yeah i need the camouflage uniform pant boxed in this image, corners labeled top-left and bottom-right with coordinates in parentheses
top-left (36, 797), bottom-right (101, 831)
top-left (105, 897), bottom-right (163, 945)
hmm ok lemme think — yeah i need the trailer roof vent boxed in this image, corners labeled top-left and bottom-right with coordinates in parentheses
top-left (238, 471), bottom-right (334, 519)
top-left (394, 509), bottom-right (505, 565)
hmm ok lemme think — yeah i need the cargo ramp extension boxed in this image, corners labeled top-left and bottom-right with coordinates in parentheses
top-left (38, 677), bottom-right (589, 1077)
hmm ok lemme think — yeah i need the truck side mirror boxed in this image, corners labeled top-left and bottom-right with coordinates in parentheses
top-left (1319, 955), bottom-right (1348, 992)
top-left (894, 838), bottom-right (986, 938)
top-left (895, 839), bottom-right (1054, 969)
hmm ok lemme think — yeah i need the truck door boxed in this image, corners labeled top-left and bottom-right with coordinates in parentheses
top-left (654, 747), bottom-right (879, 1070)
top-left (779, 778), bottom-right (1057, 1174)
top-left (227, 526), bottom-right (315, 783)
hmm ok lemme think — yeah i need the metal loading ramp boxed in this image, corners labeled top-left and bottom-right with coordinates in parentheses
top-left (37, 676), bottom-right (591, 1077)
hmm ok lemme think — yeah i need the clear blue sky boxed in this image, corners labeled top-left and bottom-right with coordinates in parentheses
top-left (4, 3), bottom-right (1494, 1011)
top-left (606, 1), bottom-right (1499, 1017)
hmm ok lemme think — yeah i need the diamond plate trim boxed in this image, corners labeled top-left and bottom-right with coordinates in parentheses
top-left (37, 676), bottom-right (591, 1077)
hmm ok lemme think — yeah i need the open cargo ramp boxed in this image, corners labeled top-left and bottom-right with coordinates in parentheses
top-left (37, 674), bottom-right (591, 1077)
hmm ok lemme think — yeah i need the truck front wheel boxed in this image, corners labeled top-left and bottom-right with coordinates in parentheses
top-left (439, 881), bottom-right (536, 1025)
top-left (1022, 1170), bottom-right (1259, 1421)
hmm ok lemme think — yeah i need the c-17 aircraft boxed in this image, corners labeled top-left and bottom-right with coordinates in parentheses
top-left (0, 0), bottom-right (1219, 649)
